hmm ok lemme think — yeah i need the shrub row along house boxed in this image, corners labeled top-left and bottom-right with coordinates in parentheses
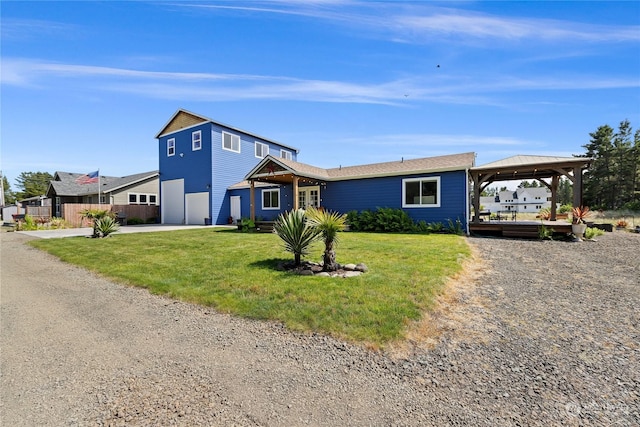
top-left (155, 109), bottom-right (592, 232)
top-left (155, 109), bottom-right (474, 229)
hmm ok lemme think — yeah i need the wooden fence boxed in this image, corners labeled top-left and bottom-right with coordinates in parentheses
top-left (62, 204), bottom-right (159, 228)
top-left (25, 206), bottom-right (52, 219)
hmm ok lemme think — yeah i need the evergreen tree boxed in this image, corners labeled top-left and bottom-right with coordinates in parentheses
top-left (2, 175), bottom-right (16, 205)
top-left (15, 171), bottom-right (53, 200)
top-left (582, 120), bottom-right (639, 210)
top-left (558, 177), bottom-right (572, 206)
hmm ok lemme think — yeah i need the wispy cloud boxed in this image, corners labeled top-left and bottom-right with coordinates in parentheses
top-left (0, 18), bottom-right (81, 41)
top-left (2, 58), bottom-right (637, 106)
top-left (175, 1), bottom-right (640, 45)
top-left (394, 12), bottom-right (640, 43)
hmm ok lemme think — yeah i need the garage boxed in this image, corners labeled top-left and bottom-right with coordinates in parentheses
top-left (161, 179), bottom-right (184, 224)
top-left (185, 192), bottom-right (210, 225)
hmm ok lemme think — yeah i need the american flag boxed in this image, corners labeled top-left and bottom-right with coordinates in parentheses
top-left (76, 170), bottom-right (99, 184)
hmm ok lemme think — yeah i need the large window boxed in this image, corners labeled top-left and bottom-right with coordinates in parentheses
top-left (262, 188), bottom-right (280, 210)
top-left (167, 138), bottom-right (175, 156)
top-left (222, 132), bottom-right (240, 153)
top-left (192, 130), bottom-right (202, 151)
top-left (402, 177), bottom-right (440, 208)
top-left (255, 141), bottom-right (269, 158)
top-left (280, 149), bottom-right (292, 160)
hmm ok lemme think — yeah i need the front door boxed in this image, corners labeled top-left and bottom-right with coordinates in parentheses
top-left (230, 196), bottom-right (241, 223)
top-left (298, 186), bottom-right (320, 209)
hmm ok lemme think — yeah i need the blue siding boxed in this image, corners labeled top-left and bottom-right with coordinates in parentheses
top-left (321, 170), bottom-right (469, 227)
top-left (229, 171), bottom-right (469, 228)
top-left (158, 124), bottom-right (213, 223)
top-left (211, 125), bottom-right (297, 224)
top-left (229, 184), bottom-right (295, 221)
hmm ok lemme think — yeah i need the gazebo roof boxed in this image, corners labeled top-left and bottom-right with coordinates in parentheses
top-left (471, 155), bottom-right (591, 181)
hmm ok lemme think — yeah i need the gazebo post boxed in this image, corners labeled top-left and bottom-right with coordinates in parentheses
top-left (550, 175), bottom-right (559, 221)
top-left (572, 166), bottom-right (583, 208)
top-left (472, 173), bottom-right (481, 222)
top-left (292, 176), bottom-right (299, 210)
top-left (250, 180), bottom-right (255, 221)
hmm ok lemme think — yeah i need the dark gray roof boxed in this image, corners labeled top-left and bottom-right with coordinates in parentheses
top-left (48, 171), bottom-right (158, 197)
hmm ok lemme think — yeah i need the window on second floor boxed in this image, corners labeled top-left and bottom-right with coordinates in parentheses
top-left (255, 141), bottom-right (269, 158)
top-left (262, 188), bottom-right (280, 210)
top-left (192, 130), bottom-right (202, 151)
top-left (167, 138), bottom-right (175, 156)
top-left (222, 131), bottom-right (240, 153)
top-left (280, 149), bottom-right (292, 160)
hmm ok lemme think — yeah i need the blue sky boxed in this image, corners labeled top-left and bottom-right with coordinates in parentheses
top-left (2, 1), bottom-right (639, 190)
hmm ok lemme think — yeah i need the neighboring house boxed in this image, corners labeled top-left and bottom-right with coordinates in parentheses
top-left (155, 109), bottom-right (299, 225)
top-left (47, 170), bottom-right (159, 217)
top-left (480, 187), bottom-right (554, 214)
top-left (155, 108), bottom-right (474, 228)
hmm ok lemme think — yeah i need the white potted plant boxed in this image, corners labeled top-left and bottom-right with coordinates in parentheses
top-left (571, 206), bottom-right (591, 239)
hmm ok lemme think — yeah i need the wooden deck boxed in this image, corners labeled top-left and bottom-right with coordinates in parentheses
top-left (469, 220), bottom-right (572, 238)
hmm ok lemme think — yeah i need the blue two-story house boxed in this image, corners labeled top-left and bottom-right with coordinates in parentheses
top-left (155, 109), bottom-right (299, 225)
top-left (156, 109), bottom-right (475, 230)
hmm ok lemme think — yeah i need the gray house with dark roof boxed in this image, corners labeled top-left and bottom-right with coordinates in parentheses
top-left (46, 170), bottom-right (159, 217)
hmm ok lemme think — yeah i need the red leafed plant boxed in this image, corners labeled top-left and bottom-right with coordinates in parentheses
top-left (571, 206), bottom-right (592, 224)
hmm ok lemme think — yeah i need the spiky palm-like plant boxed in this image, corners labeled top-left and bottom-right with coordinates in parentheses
top-left (80, 208), bottom-right (113, 238)
top-left (94, 216), bottom-right (120, 238)
top-left (305, 207), bottom-right (347, 272)
top-left (273, 209), bottom-right (320, 266)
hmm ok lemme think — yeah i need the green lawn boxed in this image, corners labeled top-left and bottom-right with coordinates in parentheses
top-left (30, 229), bottom-right (470, 347)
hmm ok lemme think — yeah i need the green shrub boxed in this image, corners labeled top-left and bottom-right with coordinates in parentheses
top-left (239, 218), bottom-right (255, 232)
top-left (145, 217), bottom-right (158, 224)
top-left (94, 216), bottom-right (120, 238)
top-left (446, 218), bottom-right (464, 235)
top-left (127, 217), bottom-right (144, 225)
top-left (584, 227), bottom-right (605, 240)
top-left (538, 224), bottom-right (554, 240)
top-left (16, 214), bottom-right (38, 231)
top-left (427, 222), bottom-right (444, 232)
top-left (558, 204), bottom-right (573, 214)
top-left (347, 207), bottom-right (415, 232)
top-left (49, 217), bottom-right (70, 229)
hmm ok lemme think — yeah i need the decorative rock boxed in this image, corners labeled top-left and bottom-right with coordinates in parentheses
top-left (342, 271), bottom-right (361, 278)
top-left (343, 264), bottom-right (357, 271)
top-left (298, 269), bottom-right (314, 276)
top-left (355, 263), bottom-right (368, 273)
top-left (315, 272), bottom-right (331, 277)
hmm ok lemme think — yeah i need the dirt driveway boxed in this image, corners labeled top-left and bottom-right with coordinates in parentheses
top-left (1, 230), bottom-right (638, 426)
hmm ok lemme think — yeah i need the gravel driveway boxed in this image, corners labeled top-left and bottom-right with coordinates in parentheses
top-left (1, 230), bottom-right (638, 426)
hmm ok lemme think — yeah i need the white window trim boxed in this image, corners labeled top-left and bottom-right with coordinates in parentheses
top-left (128, 192), bottom-right (159, 205)
top-left (192, 130), bottom-right (202, 151)
top-left (255, 141), bottom-right (269, 158)
top-left (261, 188), bottom-right (280, 210)
top-left (280, 149), bottom-right (292, 160)
top-left (167, 138), bottom-right (175, 156)
top-left (222, 131), bottom-right (241, 153)
top-left (402, 176), bottom-right (441, 208)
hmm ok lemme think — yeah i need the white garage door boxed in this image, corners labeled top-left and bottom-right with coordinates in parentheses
top-left (185, 192), bottom-right (210, 225)
top-left (161, 179), bottom-right (184, 224)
